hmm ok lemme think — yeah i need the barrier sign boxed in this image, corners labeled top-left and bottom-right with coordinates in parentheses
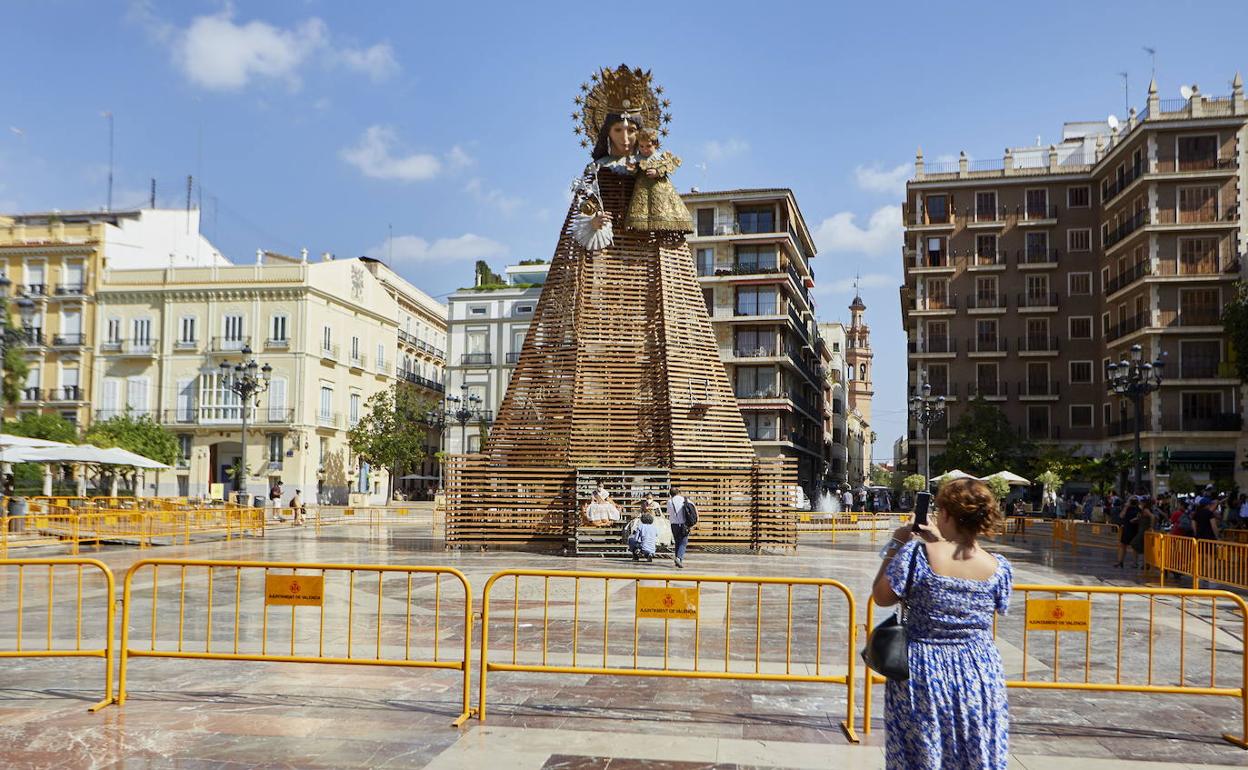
top-left (1026, 598), bottom-right (1090, 632)
top-left (265, 574), bottom-right (324, 607)
top-left (636, 585), bottom-right (699, 620)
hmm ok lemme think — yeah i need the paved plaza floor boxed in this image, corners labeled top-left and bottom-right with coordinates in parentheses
top-left (1, 519), bottom-right (1246, 769)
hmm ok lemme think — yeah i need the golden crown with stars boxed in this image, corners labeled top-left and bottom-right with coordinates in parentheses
top-left (571, 64), bottom-right (672, 152)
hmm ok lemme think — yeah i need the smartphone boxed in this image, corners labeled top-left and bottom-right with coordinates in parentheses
top-left (913, 492), bottom-right (931, 530)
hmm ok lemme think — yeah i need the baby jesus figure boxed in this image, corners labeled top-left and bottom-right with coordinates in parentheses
top-left (625, 130), bottom-right (694, 233)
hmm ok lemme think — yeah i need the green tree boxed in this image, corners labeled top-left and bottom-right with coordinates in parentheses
top-left (931, 397), bottom-right (1033, 478)
top-left (1035, 470), bottom-right (1063, 496)
top-left (1029, 445), bottom-right (1092, 485)
top-left (84, 412), bottom-right (178, 495)
top-left (6, 412), bottom-right (78, 492)
top-left (348, 384), bottom-right (435, 499)
top-left (1088, 450), bottom-right (1133, 495)
top-left (902, 474), bottom-right (926, 494)
top-left (869, 464), bottom-right (893, 487)
top-left (1, 298), bottom-right (30, 412)
top-left (1167, 469), bottom-right (1196, 495)
top-left (1222, 281), bottom-right (1248, 381)
top-left (985, 475), bottom-right (1011, 501)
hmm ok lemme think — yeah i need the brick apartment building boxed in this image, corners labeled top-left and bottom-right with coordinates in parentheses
top-left (902, 75), bottom-right (1247, 491)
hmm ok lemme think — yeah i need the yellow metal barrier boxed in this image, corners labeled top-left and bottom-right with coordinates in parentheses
top-left (476, 568), bottom-right (860, 741)
top-left (116, 558), bottom-right (473, 724)
top-left (1052, 519), bottom-right (1121, 553)
top-left (0, 557), bottom-right (116, 711)
top-left (797, 512), bottom-right (908, 543)
top-left (1147, 532), bottom-right (1248, 592)
top-left (861, 584), bottom-right (1248, 748)
top-left (22, 507), bottom-right (266, 555)
top-left (1223, 529), bottom-right (1248, 545)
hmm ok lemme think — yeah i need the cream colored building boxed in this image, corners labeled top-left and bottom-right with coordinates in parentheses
top-left (0, 208), bottom-right (226, 428)
top-left (94, 253), bottom-right (409, 503)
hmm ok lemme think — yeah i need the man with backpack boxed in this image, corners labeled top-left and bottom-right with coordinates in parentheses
top-left (667, 486), bottom-right (696, 569)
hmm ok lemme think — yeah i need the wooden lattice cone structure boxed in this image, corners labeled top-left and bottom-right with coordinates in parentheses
top-left (445, 66), bottom-right (795, 552)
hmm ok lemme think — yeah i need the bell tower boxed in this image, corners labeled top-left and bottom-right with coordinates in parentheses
top-left (846, 284), bottom-right (874, 426)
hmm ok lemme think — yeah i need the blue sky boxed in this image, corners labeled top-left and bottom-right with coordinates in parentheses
top-left (3, 1), bottom-right (1247, 455)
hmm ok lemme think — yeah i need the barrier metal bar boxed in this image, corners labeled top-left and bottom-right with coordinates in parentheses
top-left (0, 557), bottom-right (116, 711)
top-left (861, 584), bottom-right (1248, 749)
top-left (117, 558), bottom-right (473, 725)
top-left (1148, 532), bottom-right (1248, 592)
top-left (477, 568), bottom-right (859, 741)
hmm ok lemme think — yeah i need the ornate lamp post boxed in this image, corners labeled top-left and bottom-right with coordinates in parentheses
top-left (0, 276), bottom-right (36, 429)
top-left (909, 382), bottom-right (946, 491)
top-left (219, 345), bottom-right (272, 498)
top-left (1106, 343), bottom-right (1164, 495)
top-left (445, 382), bottom-right (483, 455)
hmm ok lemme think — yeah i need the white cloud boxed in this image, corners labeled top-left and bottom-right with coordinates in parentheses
top-left (337, 43), bottom-right (398, 81)
top-left (145, 7), bottom-right (397, 92)
top-left (465, 178), bottom-right (522, 216)
top-left (372, 234), bottom-right (508, 265)
top-left (340, 126), bottom-right (443, 182)
top-left (446, 145), bottom-right (474, 169)
top-left (702, 138), bottom-right (749, 162)
top-left (853, 163), bottom-right (909, 196)
top-left (812, 205), bottom-right (903, 257)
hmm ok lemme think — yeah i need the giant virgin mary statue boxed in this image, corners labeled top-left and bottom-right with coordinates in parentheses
top-left (485, 65), bottom-right (757, 472)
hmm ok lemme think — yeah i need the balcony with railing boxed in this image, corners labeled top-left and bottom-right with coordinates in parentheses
top-left (733, 344), bottom-right (780, 359)
top-left (398, 370), bottom-right (446, 392)
top-left (1017, 291), bottom-right (1059, 310)
top-left (734, 385), bottom-right (782, 400)
top-left (173, 337), bottom-right (198, 351)
top-left (914, 294), bottom-right (958, 311)
top-left (967, 337), bottom-right (1008, 354)
top-left (1106, 261), bottom-right (1151, 295)
top-left (461, 352), bottom-right (493, 366)
top-left (95, 409), bottom-right (152, 421)
top-left (1178, 356), bottom-right (1226, 379)
top-left (1017, 335), bottom-right (1060, 354)
top-left (968, 250), bottom-right (1008, 268)
top-left (1154, 156), bottom-right (1237, 174)
top-left (20, 328), bottom-right (44, 347)
top-left (317, 411), bottom-right (343, 428)
top-left (265, 337), bottom-right (291, 350)
top-left (966, 380), bottom-right (1008, 398)
top-left (51, 332), bottom-right (86, 347)
top-left (19, 284), bottom-right (47, 297)
top-left (211, 336), bottom-right (251, 353)
top-left (907, 338), bottom-right (957, 355)
top-left (20, 387), bottom-right (42, 403)
top-left (46, 386), bottom-right (83, 402)
top-left (1153, 205), bottom-right (1239, 226)
top-left (1104, 209), bottom-right (1150, 249)
top-left (962, 204), bottom-right (1008, 225)
top-left (167, 406), bottom-right (296, 425)
top-left (54, 283), bottom-right (87, 297)
top-left (102, 338), bottom-right (158, 356)
top-left (1102, 159), bottom-right (1147, 204)
top-left (1017, 203), bottom-right (1058, 223)
top-left (1018, 247), bottom-right (1060, 267)
top-left (1018, 380), bottom-right (1060, 397)
top-left (320, 342), bottom-right (340, 361)
top-left (966, 293), bottom-right (1007, 311)
top-left (1109, 312), bottom-right (1150, 340)
top-left (349, 351), bottom-right (367, 369)
top-left (1157, 413), bottom-right (1243, 432)
top-left (908, 251), bottom-right (954, 270)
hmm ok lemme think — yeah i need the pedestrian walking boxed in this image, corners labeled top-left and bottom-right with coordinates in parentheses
top-left (269, 481), bottom-right (283, 522)
top-left (667, 486), bottom-right (695, 569)
top-left (290, 488), bottom-right (306, 526)
top-left (1115, 497), bottom-right (1141, 568)
top-left (872, 478), bottom-right (1013, 769)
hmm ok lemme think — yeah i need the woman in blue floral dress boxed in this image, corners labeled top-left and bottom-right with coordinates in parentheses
top-left (872, 478), bottom-right (1014, 769)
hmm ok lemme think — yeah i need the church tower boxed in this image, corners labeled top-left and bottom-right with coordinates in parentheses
top-left (846, 289), bottom-right (874, 425)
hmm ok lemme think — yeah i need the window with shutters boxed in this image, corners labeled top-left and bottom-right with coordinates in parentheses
top-left (179, 316), bottom-right (197, 345)
top-left (1070, 405), bottom-right (1093, 427)
top-left (270, 314), bottom-right (288, 343)
top-left (1179, 238), bottom-right (1219, 275)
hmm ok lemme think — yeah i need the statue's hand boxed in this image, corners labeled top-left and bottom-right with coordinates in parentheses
top-left (591, 211), bottom-right (613, 230)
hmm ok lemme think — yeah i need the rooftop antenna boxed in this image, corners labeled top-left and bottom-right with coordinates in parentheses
top-left (1118, 72), bottom-right (1129, 114)
top-left (1142, 47), bottom-right (1156, 80)
top-left (101, 111), bottom-right (114, 211)
top-left (1107, 114), bottom-right (1120, 132)
top-left (149, 178), bottom-right (156, 208)
top-left (1179, 84), bottom-right (1194, 100)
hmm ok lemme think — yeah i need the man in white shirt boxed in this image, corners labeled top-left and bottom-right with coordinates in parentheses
top-left (667, 487), bottom-right (689, 569)
top-left (841, 487), bottom-right (853, 512)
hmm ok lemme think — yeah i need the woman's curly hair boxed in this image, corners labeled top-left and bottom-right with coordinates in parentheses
top-left (935, 478), bottom-right (1003, 537)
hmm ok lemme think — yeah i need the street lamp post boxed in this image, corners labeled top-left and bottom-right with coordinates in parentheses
top-left (446, 383), bottom-right (483, 454)
top-left (219, 345), bottom-right (272, 501)
top-left (1106, 343), bottom-right (1164, 495)
top-left (909, 382), bottom-right (946, 491)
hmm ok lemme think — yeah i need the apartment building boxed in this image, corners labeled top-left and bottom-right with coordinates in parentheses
top-left (444, 261), bottom-right (549, 454)
top-left (682, 188), bottom-right (827, 495)
top-left (902, 75), bottom-right (1248, 490)
top-left (361, 258), bottom-right (448, 498)
top-left (0, 208), bottom-right (226, 427)
top-left (94, 253), bottom-right (408, 503)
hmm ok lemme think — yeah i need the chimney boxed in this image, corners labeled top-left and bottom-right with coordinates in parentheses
top-left (1047, 145), bottom-right (1059, 172)
top-left (914, 146), bottom-right (924, 180)
top-left (1233, 72), bottom-right (1244, 115)
top-left (1146, 77), bottom-right (1159, 118)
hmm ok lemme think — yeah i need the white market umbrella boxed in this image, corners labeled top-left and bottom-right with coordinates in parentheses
top-left (94, 447), bottom-right (171, 470)
top-left (0, 445), bottom-right (42, 463)
top-left (0, 434), bottom-right (72, 449)
top-left (940, 469), bottom-right (975, 481)
top-left (20, 445), bottom-right (121, 465)
top-left (983, 470), bottom-right (1031, 486)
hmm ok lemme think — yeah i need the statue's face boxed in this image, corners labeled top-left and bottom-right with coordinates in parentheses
top-left (608, 120), bottom-right (637, 155)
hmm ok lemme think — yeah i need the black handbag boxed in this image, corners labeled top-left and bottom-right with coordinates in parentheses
top-left (862, 543), bottom-right (921, 681)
